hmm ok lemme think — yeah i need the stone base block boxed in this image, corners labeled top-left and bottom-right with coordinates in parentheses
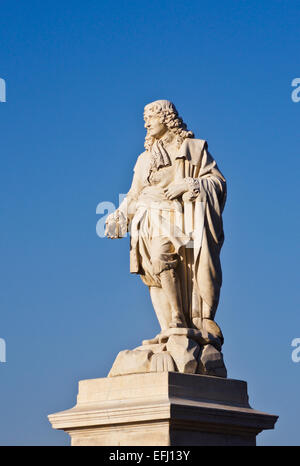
top-left (48, 372), bottom-right (278, 446)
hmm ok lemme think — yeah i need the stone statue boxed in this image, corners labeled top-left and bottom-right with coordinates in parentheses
top-left (49, 101), bottom-right (278, 445)
top-left (105, 100), bottom-right (227, 377)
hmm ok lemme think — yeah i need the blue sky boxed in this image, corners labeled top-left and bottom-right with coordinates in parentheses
top-left (0, 0), bottom-right (299, 445)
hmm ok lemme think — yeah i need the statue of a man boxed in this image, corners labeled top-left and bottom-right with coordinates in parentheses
top-left (105, 100), bottom-right (227, 377)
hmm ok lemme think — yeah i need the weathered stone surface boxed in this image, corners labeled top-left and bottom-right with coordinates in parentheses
top-left (157, 326), bottom-right (220, 348)
top-left (150, 351), bottom-right (176, 372)
top-left (136, 343), bottom-right (167, 353)
top-left (104, 100), bottom-right (227, 377)
top-left (48, 101), bottom-right (279, 446)
top-left (108, 329), bottom-right (227, 377)
top-left (158, 327), bottom-right (206, 344)
top-left (198, 344), bottom-right (227, 378)
top-left (108, 349), bottom-right (153, 377)
top-left (48, 373), bottom-right (278, 446)
top-left (166, 335), bottom-right (200, 374)
top-left (192, 318), bottom-right (224, 349)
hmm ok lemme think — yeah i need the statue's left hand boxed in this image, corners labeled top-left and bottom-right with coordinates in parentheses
top-left (164, 181), bottom-right (188, 200)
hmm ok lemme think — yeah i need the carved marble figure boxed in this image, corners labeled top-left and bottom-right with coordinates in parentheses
top-left (105, 100), bottom-right (227, 377)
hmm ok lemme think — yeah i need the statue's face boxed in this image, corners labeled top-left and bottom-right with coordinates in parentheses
top-left (144, 114), bottom-right (168, 140)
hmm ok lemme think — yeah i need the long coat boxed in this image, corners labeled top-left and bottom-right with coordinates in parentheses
top-left (123, 138), bottom-right (226, 326)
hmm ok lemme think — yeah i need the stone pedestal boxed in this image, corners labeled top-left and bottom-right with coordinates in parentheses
top-left (48, 372), bottom-right (277, 446)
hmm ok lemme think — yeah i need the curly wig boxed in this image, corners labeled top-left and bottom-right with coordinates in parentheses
top-left (144, 100), bottom-right (194, 151)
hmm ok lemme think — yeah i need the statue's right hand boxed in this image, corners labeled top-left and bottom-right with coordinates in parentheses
top-left (105, 212), bottom-right (119, 239)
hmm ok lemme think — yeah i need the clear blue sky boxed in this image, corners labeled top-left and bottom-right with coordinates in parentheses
top-left (0, 0), bottom-right (299, 445)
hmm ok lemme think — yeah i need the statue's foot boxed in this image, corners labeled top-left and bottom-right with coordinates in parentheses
top-left (169, 311), bottom-right (186, 328)
top-left (142, 333), bottom-right (161, 345)
top-left (169, 320), bottom-right (185, 328)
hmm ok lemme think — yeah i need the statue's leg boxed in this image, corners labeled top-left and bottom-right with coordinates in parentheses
top-left (192, 300), bottom-right (224, 347)
top-left (202, 301), bottom-right (216, 320)
top-left (160, 268), bottom-right (187, 328)
top-left (150, 236), bottom-right (186, 329)
top-left (142, 286), bottom-right (172, 345)
top-left (149, 286), bottom-right (172, 331)
top-left (192, 301), bottom-right (216, 329)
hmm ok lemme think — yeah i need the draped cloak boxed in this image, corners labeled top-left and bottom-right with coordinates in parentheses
top-left (121, 138), bottom-right (226, 327)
